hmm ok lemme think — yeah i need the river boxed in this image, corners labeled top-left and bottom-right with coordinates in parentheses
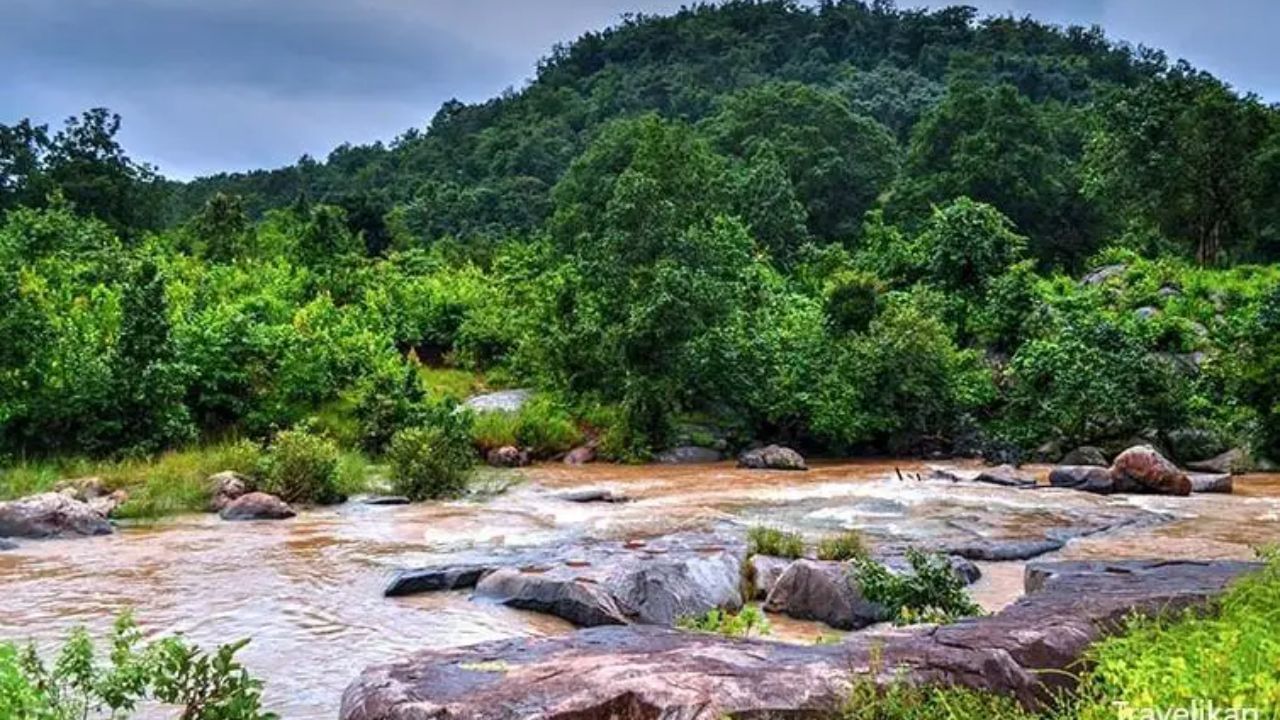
top-left (2, 460), bottom-right (1278, 718)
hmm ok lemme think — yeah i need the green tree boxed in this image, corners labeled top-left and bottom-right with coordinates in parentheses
top-left (187, 192), bottom-right (252, 263)
top-left (922, 197), bottom-right (1027, 293)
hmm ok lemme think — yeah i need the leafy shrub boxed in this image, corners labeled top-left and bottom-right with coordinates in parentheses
top-left (852, 548), bottom-right (981, 625)
top-left (747, 525), bottom-right (805, 559)
top-left (387, 425), bottom-right (474, 501)
top-left (259, 429), bottom-right (343, 505)
top-left (677, 605), bottom-right (771, 638)
top-left (0, 613), bottom-right (275, 720)
top-left (816, 529), bottom-right (869, 562)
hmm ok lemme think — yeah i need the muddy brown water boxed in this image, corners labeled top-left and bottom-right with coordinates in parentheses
top-left (2, 460), bottom-right (1278, 718)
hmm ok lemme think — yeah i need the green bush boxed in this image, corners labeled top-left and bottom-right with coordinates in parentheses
top-left (852, 548), bottom-right (981, 625)
top-left (747, 525), bottom-right (805, 559)
top-left (0, 613), bottom-right (275, 720)
top-left (259, 429), bottom-right (343, 505)
top-left (840, 676), bottom-right (1036, 720)
top-left (677, 605), bottom-right (771, 638)
top-left (387, 425), bottom-right (474, 501)
top-left (816, 529), bottom-right (869, 562)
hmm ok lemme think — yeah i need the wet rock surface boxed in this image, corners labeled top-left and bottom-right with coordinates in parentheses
top-left (737, 445), bottom-right (807, 471)
top-left (654, 446), bottom-right (722, 464)
top-left (1049, 465), bottom-right (1114, 493)
top-left (1110, 445), bottom-right (1191, 495)
top-left (0, 492), bottom-right (114, 539)
top-left (361, 495), bottom-right (411, 506)
top-left (218, 492), bottom-right (296, 521)
top-left (763, 558), bottom-right (887, 630)
top-left (341, 559), bottom-right (1258, 720)
top-left (554, 488), bottom-right (628, 504)
top-left (1188, 473), bottom-right (1233, 494)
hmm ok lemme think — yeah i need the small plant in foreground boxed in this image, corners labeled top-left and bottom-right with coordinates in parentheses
top-left (747, 525), bottom-right (805, 559)
top-left (816, 529), bottom-right (869, 561)
top-left (677, 605), bottom-right (772, 638)
top-left (0, 613), bottom-right (275, 720)
top-left (259, 428), bottom-right (343, 505)
top-left (388, 425), bottom-right (474, 501)
top-left (852, 547), bottom-right (981, 625)
top-left (840, 675), bottom-right (1037, 720)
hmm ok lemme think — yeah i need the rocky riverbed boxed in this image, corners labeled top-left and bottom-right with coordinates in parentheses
top-left (2, 459), bottom-right (1278, 718)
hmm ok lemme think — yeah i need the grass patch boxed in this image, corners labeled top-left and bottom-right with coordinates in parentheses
top-left (418, 366), bottom-right (484, 401)
top-left (469, 395), bottom-right (583, 457)
top-left (677, 605), bottom-right (771, 638)
top-left (816, 529), bottom-right (870, 561)
top-left (747, 525), bottom-right (806, 559)
top-left (841, 676), bottom-right (1037, 720)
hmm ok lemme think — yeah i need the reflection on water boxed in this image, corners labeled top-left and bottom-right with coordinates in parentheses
top-left (1, 460), bottom-right (1277, 718)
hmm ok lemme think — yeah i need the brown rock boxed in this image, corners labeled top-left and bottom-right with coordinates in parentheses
top-left (564, 445), bottom-right (597, 465)
top-left (218, 492), bottom-right (295, 521)
top-left (1110, 445), bottom-right (1191, 496)
top-left (737, 444), bottom-right (807, 471)
top-left (486, 446), bottom-right (530, 468)
top-left (1187, 473), bottom-right (1233, 494)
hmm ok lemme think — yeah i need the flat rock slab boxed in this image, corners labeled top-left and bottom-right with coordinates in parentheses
top-left (1187, 473), bottom-right (1233, 494)
top-left (0, 492), bottom-right (113, 539)
top-left (362, 495), bottom-right (412, 506)
top-left (554, 488), bottom-right (628, 504)
top-left (341, 560), bottom-right (1259, 720)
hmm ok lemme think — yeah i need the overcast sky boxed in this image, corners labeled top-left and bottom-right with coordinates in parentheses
top-left (2, 0), bottom-right (1275, 180)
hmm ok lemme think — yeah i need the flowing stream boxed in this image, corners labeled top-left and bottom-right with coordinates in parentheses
top-left (2, 460), bottom-right (1278, 718)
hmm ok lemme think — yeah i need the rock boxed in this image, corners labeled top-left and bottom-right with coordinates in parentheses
top-left (207, 471), bottom-right (250, 511)
top-left (563, 445), bottom-right (597, 465)
top-left (1060, 446), bottom-right (1108, 467)
top-left (1187, 473), bottom-right (1233, 494)
top-left (1081, 264), bottom-right (1126, 286)
top-left (1030, 439), bottom-right (1063, 463)
top-left (342, 560), bottom-right (1259, 720)
top-left (878, 553), bottom-right (982, 584)
top-left (1187, 448), bottom-right (1249, 475)
top-left (0, 493), bottom-right (114, 539)
top-left (54, 476), bottom-right (107, 501)
top-left (0, 538), bottom-right (17, 550)
top-left (486, 446), bottom-right (530, 468)
top-left (468, 532), bottom-right (746, 627)
top-left (1157, 285), bottom-right (1181, 299)
top-left (1048, 465), bottom-right (1115, 493)
top-left (1166, 429), bottom-right (1226, 465)
top-left (1153, 352), bottom-right (1207, 376)
top-left (654, 446), bottom-right (722, 464)
top-left (942, 538), bottom-right (1064, 562)
top-left (462, 389), bottom-right (531, 414)
top-left (86, 490), bottom-right (128, 518)
top-left (387, 564), bottom-right (503, 597)
top-left (1134, 306), bottom-right (1160, 320)
top-left (972, 464), bottom-right (1036, 488)
top-left (746, 554), bottom-right (792, 600)
top-left (737, 444), bottom-right (807, 471)
top-left (555, 488), bottom-right (627, 503)
top-left (218, 492), bottom-right (295, 521)
top-left (763, 559), bottom-right (887, 630)
top-left (362, 495), bottom-right (411, 506)
top-left (1110, 445), bottom-right (1191, 496)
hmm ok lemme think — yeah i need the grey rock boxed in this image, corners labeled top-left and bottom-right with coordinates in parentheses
top-left (1187, 448), bottom-right (1249, 475)
top-left (475, 568), bottom-right (631, 626)
top-left (763, 559), bottom-right (887, 630)
top-left (218, 492), bottom-right (295, 521)
top-left (1060, 446), bottom-right (1108, 467)
top-left (486, 446), bottom-right (530, 468)
top-left (342, 560), bottom-right (1259, 720)
top-left (1049, 465), bottom-right (1115, 493)
top-left (879, 553), bottom-right (982, 584)
top-left (746, 554), bottom-right (792, 600)
top-left (362, 495), bottom-right (411, 506)
top-left (1134, 306), bottom-right (1160, 320)
top-left (0, 493), bottom-right (114, 539)
top-left (0, 538), bottom-right (17, 550)
top-left (1030, 439), bottom-right (1064, 463)
top-left (386, 564), bottom-right (495, 597)
top-left (973, 464), bottom-right (1037, 488)
top-left (564, 445), bottom-right (597, 465)
top-left (1166, 428), bottom-right (1226, 464)
top-left (1081, 264), bottom-right (1127, 285)
top-left (555, 488), bottom-right (627, 504)
top-left (737, 444), bottom-right (807, 471)
top-left (462, 389), bottom-right (531, 414)
top-left (1187, 473), bottom-right (1233, 494)
top-left (654, 446), bottom-right (722, 465)
top-left (207, 471), bottom-right (250, 512)
top-left (943, 538), bottom-right (1064, 562)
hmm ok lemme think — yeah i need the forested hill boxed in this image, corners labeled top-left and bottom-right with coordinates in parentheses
top-left (2, 0), bottom-right (1280, 470)
top-left (166, 0), bottom-right (1277, 268)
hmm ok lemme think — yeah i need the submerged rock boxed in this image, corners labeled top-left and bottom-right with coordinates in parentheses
top-left (1060, 446), bottom-right (1108, 467)
top-left (737, 444), bottom-right (806, 471)
top-left (1048, 465), bottom-right (1115, 493)
top-left (0, 493), bottom-right (114, 539)
top-left (555, 488), bottom-right (627, 504)
top-left (218, 492), bottom-right (295, 521)
top-left (1110, 445), bottom-right (1191, 496)
top-left (654, 446), bottom-right (722, 465)
top-left (341, 560), bottom-right (1258, 720)
top-left (361, 495), bottom-right (411, 506)
top-left (943, 538), bottom-right (1064, 561)
top-left (972, 464), bottom-right (1036, 488)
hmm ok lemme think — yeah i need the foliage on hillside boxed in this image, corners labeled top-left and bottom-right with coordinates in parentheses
top-left (1, 0), bottom-right (1279, 466)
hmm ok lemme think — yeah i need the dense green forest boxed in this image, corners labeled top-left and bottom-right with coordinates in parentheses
top-left (3, 0), bottom-right (1279, 470)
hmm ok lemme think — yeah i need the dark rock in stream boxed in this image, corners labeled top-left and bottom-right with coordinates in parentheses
top-left (942, 538), bottom-right (1065, 561)
top-left (554, 488), bottom-right (628, 504)
top-left (362, 495), bottom-right (411, 506)
top-left (926, 465), bottom-right (1036, 488)
top-left (737, 444), bottom-right (807, 471)
top-left (0, 492), bottom-right (114, 539)
top-left (341, 560), bottom-right (1259, 720)
top-left (218, 492), bottom-right (296, 521)
top-left (1187, 473), bottom-right (1233, 494)
top-left (386, 564), bottom-right (497, 597)
top-left (654, 446), bottom-right (722, 464)
top-left (1049, 465), bottom-right (1115, 493)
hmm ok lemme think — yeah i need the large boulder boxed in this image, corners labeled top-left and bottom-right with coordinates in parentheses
top-left (1110, 445), bottom-right (1191, 496)
top-left (1060, 446), bottom-right (1108, 467)
top-left (737, 445), bottom-right (807, 471)
top-left (1166, 429), bottom-right (1227, 465)
top-left (218, 492), bottom-right (296, 521)
top-left (654, 446), bottom-right (722, 465)
top-left (0, 493), bottom-right (114, 539)
top-left (341, 560), bottom-right (1258, 720)
top-left (763, 559), bottom-right (886, 630)
top-left (476, 569), bottom-right (631, 627)
top-left (746, 554), bottom-right (792, 600)
top-left (486, 446), bottom-right (530, 468)
top-left (1187, 448), bottom-right (1249, 475)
